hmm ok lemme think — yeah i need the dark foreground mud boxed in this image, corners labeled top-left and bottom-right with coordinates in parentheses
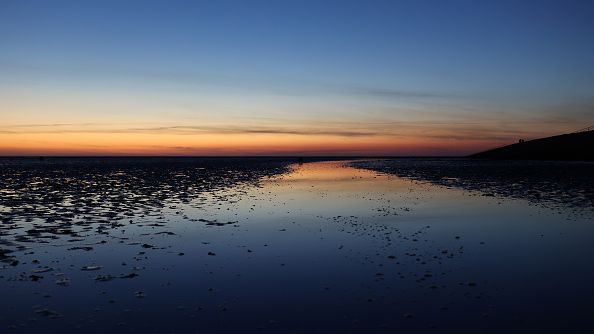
top-left (0, 157), bottom-right (291, 265)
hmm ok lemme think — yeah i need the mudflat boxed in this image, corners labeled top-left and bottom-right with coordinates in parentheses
top-left (1, 158), bottom-right (593, 333)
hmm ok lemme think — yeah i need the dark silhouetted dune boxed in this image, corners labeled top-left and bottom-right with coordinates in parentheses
top-left (469, 129), bottom-right (594, 161)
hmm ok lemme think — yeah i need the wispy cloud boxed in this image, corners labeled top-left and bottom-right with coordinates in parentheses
top-left (0, 61), bottom-right (463, 101)
top-left (0, 119), bottom-right (564, 142)
top-left (320, 83), bottom-right (465, 100)
top-left (0, 123), bottom-right (380, 137)
top-left (126, 125), bottom-right (379, 137)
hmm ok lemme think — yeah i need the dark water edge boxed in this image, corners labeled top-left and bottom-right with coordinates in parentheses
top-left (351, 158), bottom-right (594, 215)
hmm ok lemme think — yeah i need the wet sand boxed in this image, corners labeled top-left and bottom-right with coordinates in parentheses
top-left (353, 158), bottom-right (594, 214)
top-left (1, 159), bottom-right (594, 333)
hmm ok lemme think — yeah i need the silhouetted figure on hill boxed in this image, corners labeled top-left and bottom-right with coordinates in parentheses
top-left (470, 130), bottom-right (594, 161)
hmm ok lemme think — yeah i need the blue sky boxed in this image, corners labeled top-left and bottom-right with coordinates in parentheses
top-left (1, 0), bottom-right (593, 155)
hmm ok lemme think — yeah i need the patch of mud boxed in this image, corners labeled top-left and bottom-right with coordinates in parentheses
top-left (352, 158), bottom-right (594, 213)
top-left (0, 157), bottom-right (291, 264)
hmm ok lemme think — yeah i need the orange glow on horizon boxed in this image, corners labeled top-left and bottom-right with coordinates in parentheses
top-left (0, 131), bottom-right (502, 156)
top-left (1, 86), bottom-right (584, 157)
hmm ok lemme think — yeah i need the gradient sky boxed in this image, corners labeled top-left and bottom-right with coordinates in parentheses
top-left (1, 0), bottom-right (593, 156)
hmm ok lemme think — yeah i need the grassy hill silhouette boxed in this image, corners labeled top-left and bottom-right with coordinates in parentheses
top-left (469, 129), bottom-right (594, 161)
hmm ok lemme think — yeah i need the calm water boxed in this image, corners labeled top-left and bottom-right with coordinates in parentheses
top-left (1, 159), bottom-right (593, 333)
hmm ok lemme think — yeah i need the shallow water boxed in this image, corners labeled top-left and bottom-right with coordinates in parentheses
top-left (1, 159), bottom-right (593, 333)
top-left (353, 158), bottom-right (594, 213)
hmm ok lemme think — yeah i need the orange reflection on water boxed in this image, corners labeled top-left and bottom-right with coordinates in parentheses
top-left (268, 160), bottom-right (418, 193)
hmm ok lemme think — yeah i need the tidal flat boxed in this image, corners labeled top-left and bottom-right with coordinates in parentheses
top-left (0, 158), bottom-right (593, 333)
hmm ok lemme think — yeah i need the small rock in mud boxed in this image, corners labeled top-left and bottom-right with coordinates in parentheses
top-left (120, 272), bottom-right (139, 279)
top-left (34, 308), bottom-right (62, 318)
top-left (68, 246), bottom-right (93, 251)
top-left (94, 275), bottom-right (115, 282)
top-left (81, 266), bottom-right (102, 271)
top-left (55, 278), bottom-right (71, 286)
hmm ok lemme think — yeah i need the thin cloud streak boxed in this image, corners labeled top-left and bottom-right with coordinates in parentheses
top-left (0, 61), bottom-right (465, 101)
top-left (0, 123), bottom-right (380, 137)
top-left (0, 122), bottom-right (562, 142)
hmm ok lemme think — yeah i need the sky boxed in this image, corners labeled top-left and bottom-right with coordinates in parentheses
top-left (1, 0), bottom-right (593, 156)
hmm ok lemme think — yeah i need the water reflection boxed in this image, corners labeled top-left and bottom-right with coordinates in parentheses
top-left (0, 159), bottom-right (593, 333)
top-left (353, 158), bottom-right (594, 213)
